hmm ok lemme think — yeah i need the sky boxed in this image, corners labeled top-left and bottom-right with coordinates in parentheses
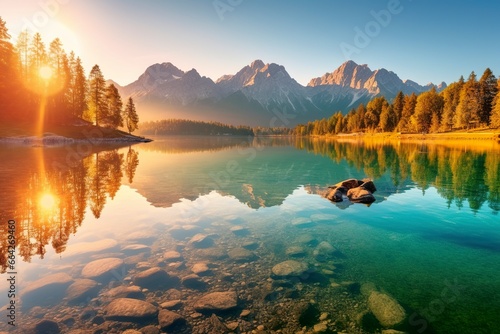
top-left (1, 0), bottom-right (499, 87)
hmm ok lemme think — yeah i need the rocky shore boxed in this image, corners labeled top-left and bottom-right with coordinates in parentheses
top-left (5, 213), bottom-right (412, 334)
top-left (0, 134), bottom-right (151, 146)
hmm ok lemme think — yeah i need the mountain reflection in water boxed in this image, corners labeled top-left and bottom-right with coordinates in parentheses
top-left (0, 136), bottom-right (499, 272)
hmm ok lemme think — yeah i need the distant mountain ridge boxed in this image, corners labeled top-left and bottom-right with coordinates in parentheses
top-left (113, 60), bottom-right (446, 127)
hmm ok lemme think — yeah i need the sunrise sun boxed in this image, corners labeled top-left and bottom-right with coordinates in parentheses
top-left (39, 66), bottom-right (53, 81)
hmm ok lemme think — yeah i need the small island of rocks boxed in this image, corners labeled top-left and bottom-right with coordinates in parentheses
top-left (324, 178), bottom-right (377, 204)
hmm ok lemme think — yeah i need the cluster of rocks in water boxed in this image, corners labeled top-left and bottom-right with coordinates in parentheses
top-left (5, 214), bottom-right (413, 334)
top-left (324, 179), bottom-right (377, 205)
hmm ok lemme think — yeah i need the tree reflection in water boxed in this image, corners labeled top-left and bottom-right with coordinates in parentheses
top-left (0, 145), bottom-right (140, 273)
top-left (296, 137), bottom-right (500, 213)
top-left (0, 137), bottom-right (498, 272)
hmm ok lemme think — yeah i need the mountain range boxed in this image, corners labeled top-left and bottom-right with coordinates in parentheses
top-left (112, 60), bottom-right (446, 127)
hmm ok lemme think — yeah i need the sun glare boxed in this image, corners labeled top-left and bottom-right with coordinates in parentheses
top-left (39, 193), bottom-right (56, 211)
top-left (39, 66), bottom-right (53, 81)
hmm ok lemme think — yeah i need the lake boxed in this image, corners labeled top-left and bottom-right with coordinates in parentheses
top-left (1, 136), bottom-right (499, 333)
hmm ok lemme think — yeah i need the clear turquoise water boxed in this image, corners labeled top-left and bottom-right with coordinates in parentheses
top-left (1, 137), bottom-right (499, 333)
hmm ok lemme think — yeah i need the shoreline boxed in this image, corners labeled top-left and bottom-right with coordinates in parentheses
top-left (310, 130), bottom-right (500, 142)
top-left (0, 134), bottom-right (152, 147)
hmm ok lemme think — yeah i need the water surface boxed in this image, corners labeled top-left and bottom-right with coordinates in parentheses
top-left (1, 137), bottom-right (499, 333)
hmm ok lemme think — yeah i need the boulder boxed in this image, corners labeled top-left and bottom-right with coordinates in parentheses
top-left (208, 314), bottom-right (229, 332)
top-left (228, 248), bottom-right (257, 262)
top-left (124, 231), bottom-right (157, 243)
top-left (271, 260), bottom-right (309, 278)
top-left (158, 309), bottom-right (185, 330)
top-left (367, 291), bottom-right (406, 327)
top-left (191, 262), bottom-right (211, 275)
top-left (360, 179), bottom-right (377, 193)
top-left (325, 178), bottom-right (376, 204)
top-left (230, 225), bottom-right (250, 236)
top-left (188, 234), bottom-right (214, 248)
top-left (122, 244), bottom-right (151, 255)
top-left (286, 246), bottom-right (306, 257)
top-left (313, 241), bottom-right (336, 262)
top-left (133, 267), bottom-right (178, 290)
top-left (104, 298), bottom-right (158, 322)
top-left (33, 319), bottom-right (60, 334)
top-left (160, 300), bottom-right (182, 309)
top-left (163, 250), bottom-right (182, 262)
top-left (66, 279), bottom-right (99, 304)
top-left (81, 258), bottom-right (124, 281)
top-left (181, 274), bottom-right (208, 290)
top-left (22, 273), bottom-right (73, 309)
top-left (62, 239), bottom-right (118, 258)
top-left (324, 188), bottom-right (343, 202)
top-left (347, 186), bottom-right (375, 204)
top-left (103, 285), bottom-right (145, 299)
top-left (193, 291), bottom-right (238, 312)
top-left (291, 217), bottom-right (314, 227)
top-left (332, 178), bottom-right (361, 190)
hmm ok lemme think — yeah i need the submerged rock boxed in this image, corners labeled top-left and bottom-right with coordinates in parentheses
top-left (163, 250), bottom-right (183, 262)
top-left (188, 234), bottom-right (214, 248)
top-left (367, 291), bottom-right (406, 327)
top-left (193, 291), bottom-right (238, 312)
top-left (191, 262), bottom-right (211, 275)
top-left (103, 285), bottom-right (145, 299)
top-left (271, 260), bottom-right (309, 278)
top-left (133, 267), bottom-right (178, 290)
top-left (104, 298), bottom-right (158, 322)
top-left (286, 246), bottom-right (307, 257)
top-left (22, 273), bottom-right (73, 309)
top-left (313, 241), bottom-right (336, 262)
top-left (66, 279), bottom-right (99, 304)
top-left (122, 244), bottom-right (151, 256)
top-left (292, 217), bottom-right (314, 227)
top-left (158, 309), bottom-right (186, 330)
top-left (230, 225), bottom-right (250, 236)
top-left (228, 248), bottom-right (257, 262)
top-left (81, 258), bottom-right (124, 281)
top-left (181, 274), bottom-right (208, 290)
top-left (33, 319), bottom-right (60, 334)
top-left (62, 238), bottom-right (118, 258)
top-left (160, 300), bottom-right (182, 310)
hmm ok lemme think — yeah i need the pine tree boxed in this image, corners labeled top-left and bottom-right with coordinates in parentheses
top-left (124, 97), bottom-right (139, 133)
top-left (379, 104), bottom-right (397, 132)
top-left (454, 72), bottom-right (481, 129)
top-left (86, 65), bottom-right (108, 127)
top-left (69, 55), bottom-right (87, 118)
top-left (412, 88), bottom-right (444, 133)
top-left (397, 93), bottom-right (417, 132)
top-left (440, 77), bottom-right (464, 131)
top-left (46, 38), bottom-right (68, 121)
top-left (491, 79), bottom-right (500, 128)
top-left (392, 91), bottom-right (405, 125)
top-left (478, 68), bottom-right (498, 126)
top-left (28, 32), bottom-right (47, 93)
top-left (105, 84), bottom-right (123, 129)
top-left (15, 29), bottom-right (30, 81)
top-left (0, 17), bottom-right (18, 116)
top-left (430, 112), bottom-right (440, 133)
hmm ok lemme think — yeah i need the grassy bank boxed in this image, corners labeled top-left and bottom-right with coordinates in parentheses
top-left (324, 128), bottom-right (500, 141)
